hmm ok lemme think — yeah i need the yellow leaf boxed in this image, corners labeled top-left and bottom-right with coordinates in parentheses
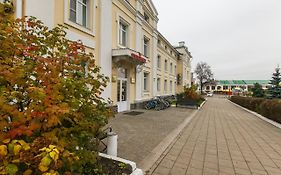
top-left (13, 145), bottom-right (22, 155)
top-left (11, 159), bottom-right (20, 163)
top-left (3, 139), bottom-right (10, 144)
top-left (49, 151), bottom-right (59, 162)
top-left (18, 140), bottom-right (27, 146)
top-left (0, 145), bottom-right (7, 156)
top-left (39, 147), bottom-right (47, 152)
top-left (23, 169), bottom-right (33, 175)
top-left (38, 164), bottom-right (49, 172)
top-left (49, 145), bottom-right (56, 150)
top-left (40, 156), bottom-right (52, 167)
top-left (18, 140), bottom-right (30, 150)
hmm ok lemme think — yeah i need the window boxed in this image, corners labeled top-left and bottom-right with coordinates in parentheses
top-left (157, 39), bottom-right (161, 45)
top-left (170, 63), bottom-right (173, 74)
top-left (170, 81), bottom-right (173, 93)
top-left (157, 55), bottom-right (161, 69)
top-left (143, 72), bottom-right (149, 91)
top-left (223, 86), bottom-right (228, 90)
top-left (144, 12), bottom-right (149, 23)
top-left (144, 37), bottom-right (149, 57)
top-left (70, 0), bottom-right (88, 27)
top-left (119, 21), bottom-right (128, 46)
top-left (164, 80), bottom-right (167, 92)
top-left (157, 78), bottom-right (161, 92)
top-left (165, 46), bottom-right (167, 50)
top-left (174, 65), bottom-right (177, 75)
top-left (165, 60), bottom-right (168, 71)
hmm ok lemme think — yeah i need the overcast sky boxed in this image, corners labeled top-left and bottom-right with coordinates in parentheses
top-left (153, 0), bottom-right (281, 80)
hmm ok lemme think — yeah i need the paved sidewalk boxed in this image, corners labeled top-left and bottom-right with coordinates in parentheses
top-left (150, 97), bottom-right (281, 175)
top-left (108, 107), bottom-right (195, 164)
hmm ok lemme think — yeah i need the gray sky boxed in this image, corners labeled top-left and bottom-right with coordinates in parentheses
top-left (153, 0), bottom-right (281, 80)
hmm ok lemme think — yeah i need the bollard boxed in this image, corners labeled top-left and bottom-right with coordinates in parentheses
top-left (107, 131), bottom-right (118, 156)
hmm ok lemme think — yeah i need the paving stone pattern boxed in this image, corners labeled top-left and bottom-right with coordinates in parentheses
top-left (108, 107), bottom-right (194, 164)
top-left (151, 97), bottom-right (281, 175)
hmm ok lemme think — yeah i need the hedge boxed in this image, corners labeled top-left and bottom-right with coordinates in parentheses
top-left (230, 96), bottom-right (281, 124)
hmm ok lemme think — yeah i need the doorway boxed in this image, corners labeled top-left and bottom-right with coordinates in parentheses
top-left (117, 68), bottom-right (129, 112)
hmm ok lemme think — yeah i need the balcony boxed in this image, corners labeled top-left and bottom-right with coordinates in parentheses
top-left (112, 48), bottom-right (146, 66)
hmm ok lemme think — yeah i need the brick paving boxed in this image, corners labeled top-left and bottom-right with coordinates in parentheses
top-left (107, 107), bottom-right (195, 164)
top-left (150, 97), bottom-right (281, 175)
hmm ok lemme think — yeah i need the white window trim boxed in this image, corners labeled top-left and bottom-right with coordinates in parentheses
top-left (164, 79), bottom-right (167, 93)
top-left (117, 17), bottom-right (130, 48)
top-left (143, 36), bottom-right (149, 58)
top-left (157, 78), bottom-right (161, 92)
top-left (143, 72), bottom-right (150, 92)
top-left (164, 60), bottom-right (168, 72)
top-left (64, 0), bottom-right (96, 36)
top-left (157, 55), bottom-right (161, 69)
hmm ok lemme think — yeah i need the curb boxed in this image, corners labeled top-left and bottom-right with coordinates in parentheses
top-left (198, 99), bottom-right (207, 110)
top-left (228, 100), bottom-right (281, 130)
top-left (139, 108), bottom-right (200, 174)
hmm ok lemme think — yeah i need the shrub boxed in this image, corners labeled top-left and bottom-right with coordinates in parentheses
top-left (177, 85), bottom-right (205, 106)
top-left (0, 3), bottom-right (112, 174)
top-left (230, 96), bottom-right (281, 124)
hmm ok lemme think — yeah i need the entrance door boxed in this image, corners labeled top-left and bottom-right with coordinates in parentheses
top-left (117, 68), bottom-right (129, 112)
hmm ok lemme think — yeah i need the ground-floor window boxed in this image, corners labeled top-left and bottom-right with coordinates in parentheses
top-left (143, 72), bottom-right (149, 91)
top-left (164, 79), bottom-right (167, 93)
top-left (157, 78), bottom-right (161, 92)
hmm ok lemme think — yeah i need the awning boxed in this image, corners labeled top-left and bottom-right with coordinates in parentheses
top-left (112, 48), bottom-right (146, 66)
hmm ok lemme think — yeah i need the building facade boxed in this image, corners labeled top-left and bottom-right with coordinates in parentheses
top-left (204, 80), bottom-right (270, 93)
top-left (9, 0), bottom-right (193, 112)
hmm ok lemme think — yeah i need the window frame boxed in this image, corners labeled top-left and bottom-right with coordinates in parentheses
top-left (69, 0), bottom-right (88, 28)
top-left (164, 79), bottom-right (167, 93)
top-left (157, 55), bottom-right (161, 69)
top-left (143, 37), bottom-right (149, 58)
top-left (170, 80), bottom-right (173, 93)
top-left (143, 72), bottom-right (149, 91)
top-left (157, 78), bottom-right (161, 92)
top-left (119, 20), bottom-right (129, 47)
top-left (64, 0), bottom-right (95, 36)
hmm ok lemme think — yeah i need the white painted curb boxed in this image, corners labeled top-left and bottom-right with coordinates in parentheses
top-left (198, 99), bottom-right (207, 110)
top-left (99, 153), bottom-right (144, 175)
top-left (228, 100), bottom-right (281, 130)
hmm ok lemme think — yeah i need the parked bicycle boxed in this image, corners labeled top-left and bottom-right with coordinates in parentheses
top-left (144, 97), bottom-right (171, 111)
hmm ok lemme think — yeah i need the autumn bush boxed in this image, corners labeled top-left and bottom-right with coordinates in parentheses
top-left (176, 85), bottom-right (205, 107)
top-left (0, 2), bottom-right (112, 174)
top-left (230, 96), bottom-right (281, 124)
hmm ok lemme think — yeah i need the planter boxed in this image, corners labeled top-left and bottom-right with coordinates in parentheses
top-left (99, 153), bottom-right (143, 175)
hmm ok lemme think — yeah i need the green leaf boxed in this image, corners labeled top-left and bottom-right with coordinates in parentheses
top-left (5, 164), bottom-right (18, 175)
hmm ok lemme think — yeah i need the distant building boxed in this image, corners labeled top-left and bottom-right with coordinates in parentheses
top-left (204, 80), bottom-right (271, 93)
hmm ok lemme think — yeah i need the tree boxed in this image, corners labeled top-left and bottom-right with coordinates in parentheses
top-left (194, 62), bottom-right (214, 94)
top-left (268, 66), bottom-right (281, 98)
top-left (0, 2), bottom-right (112, 174)
top-left (251, 83), bottom-right (265, 98)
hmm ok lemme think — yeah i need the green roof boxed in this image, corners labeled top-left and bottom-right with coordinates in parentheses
top-left (218, 80), bottom-right (269, 85)
top-left (243, 80), bottom-right (270, 85)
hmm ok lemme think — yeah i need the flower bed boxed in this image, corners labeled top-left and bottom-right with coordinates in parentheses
top-left (230, 96), bottom-right (281, 124)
